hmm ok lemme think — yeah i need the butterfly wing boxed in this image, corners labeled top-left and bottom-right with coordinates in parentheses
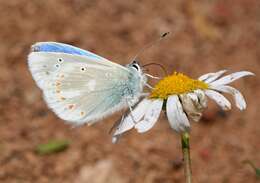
top-left (28, 51), bottom-right (139, 126)
top-left (31, 42), bottom-right (108, 61)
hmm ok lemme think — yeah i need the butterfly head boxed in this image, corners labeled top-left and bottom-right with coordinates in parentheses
top-left (129, 60), bottom-right (141, 71)
top-left (127, 60), bottom-right (147, 85)
top-left (128, 60), bottom-right (143, 75)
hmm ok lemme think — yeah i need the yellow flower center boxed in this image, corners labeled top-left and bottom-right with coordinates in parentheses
top-left (150, 72), bottom-right (209, 99)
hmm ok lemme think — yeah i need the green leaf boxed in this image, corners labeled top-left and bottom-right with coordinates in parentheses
top-left (36, 140), bottom-right (70, 155)
top-left (256, 168), bottom-right (260, 179)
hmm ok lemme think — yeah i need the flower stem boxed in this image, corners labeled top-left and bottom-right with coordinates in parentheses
top-left (181, 132), bottom-right (192, 183)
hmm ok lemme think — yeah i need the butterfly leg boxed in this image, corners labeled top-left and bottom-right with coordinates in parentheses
top-left (145, 73), bottom-right (161, 80)
top-left (109, 113), bottom-right (126, 134)
top-left (126, 99), bottom-right (139, 124)
top-left (111, 114), bottom-right (126, 144)
top-left (140, 93), bottom-right (149, 97)
top-left (144, 83), bottom-right (154, 89)
top-left (111, 98), bottom-right (147, 143)
top-left (110, 100), bottom-right (134, 137)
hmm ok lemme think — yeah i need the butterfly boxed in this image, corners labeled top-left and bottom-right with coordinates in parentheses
top-left (28, 42), bottom-right (150, 126)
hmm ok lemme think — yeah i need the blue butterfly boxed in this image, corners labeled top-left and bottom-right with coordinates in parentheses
top-left (28, 42), bottom-right (149, 126)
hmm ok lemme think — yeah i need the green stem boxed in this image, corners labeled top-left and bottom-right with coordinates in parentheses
top-left (181, 132), bottom-right (192, 183)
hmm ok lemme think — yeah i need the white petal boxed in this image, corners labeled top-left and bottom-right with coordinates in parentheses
top-left (198, 70), bottom-right (227, 82)
top-left (194, 89), bottom-right (208, 109)
top-left (198, 72), bottom-right (215, 81)
top-left (204, 70), bottom-right (228, 83)
top-left (166, 95), bottom-right (190, 132)
top-left (187, 92), bottom-right (198, 102)
top-left (205, 90), bottom-right (231, 110)
top-left (180, 94), bottom-right (202, 122)
top-left (113, 99), bottom-right (151, 136)
top-left (210, 71), bottom-right (254, 86)
top-left (135, 99), bottom-right (163, 133)
top-left (112, 136), bottom-right (119, 144)
top-left (211, 85), bottom-right (246, 110)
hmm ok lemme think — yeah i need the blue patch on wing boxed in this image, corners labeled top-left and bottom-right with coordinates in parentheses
top-left (31, 42), bottom-right (107, 60)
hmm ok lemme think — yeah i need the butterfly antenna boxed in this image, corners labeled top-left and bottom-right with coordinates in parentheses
top-left (142, 62), bottom-right (168, 76)
top-left (132, 32), bottom-right (170, 61)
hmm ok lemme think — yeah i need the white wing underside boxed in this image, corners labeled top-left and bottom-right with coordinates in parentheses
top-left (28, 52), bottom-right (135, 126)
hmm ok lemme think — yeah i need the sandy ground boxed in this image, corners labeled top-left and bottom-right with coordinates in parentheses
top-left (0, 0), bottom-right (259, 182)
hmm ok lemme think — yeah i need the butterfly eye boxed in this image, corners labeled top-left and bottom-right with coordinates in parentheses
top-left (132, 64), bottom-right (139, 71)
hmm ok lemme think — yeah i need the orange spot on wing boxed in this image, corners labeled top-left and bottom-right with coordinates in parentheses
top-left (60, 97), bottom-right (66, 101)
top-left (80, 111), bottom-right (85, 116)
top-left (68, 104), bottom-right (75, 110)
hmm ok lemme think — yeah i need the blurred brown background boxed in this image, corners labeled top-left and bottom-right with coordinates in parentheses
top-left (0, 0), bottom-right (259, 182)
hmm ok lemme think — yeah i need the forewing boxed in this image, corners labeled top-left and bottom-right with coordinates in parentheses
top-left (32, 42), bottom-right (108, 61)
top-left (28, 52), bottom-right (130, 125)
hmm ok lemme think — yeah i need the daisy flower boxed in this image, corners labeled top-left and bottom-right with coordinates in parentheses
top-left (113, 70), bottom-right (254, 139)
